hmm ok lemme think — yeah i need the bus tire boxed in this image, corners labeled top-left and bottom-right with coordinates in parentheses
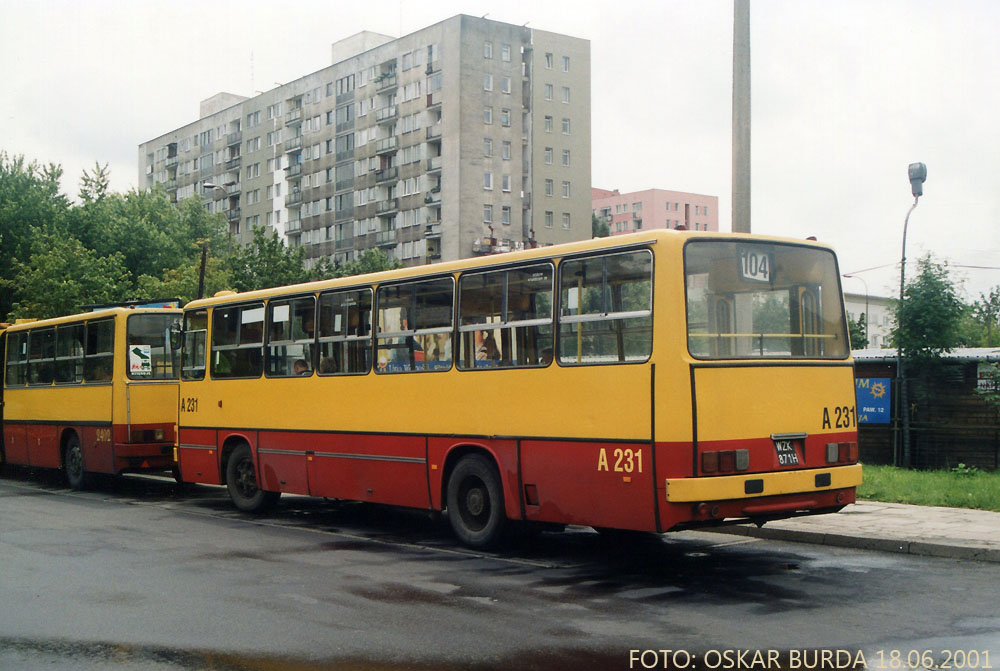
top-left (225, 444), bottom-right (279, 513)
top-left (446, 454), bottom-right (505, 549)
top-left (64, 433), bottom-right (88, 491)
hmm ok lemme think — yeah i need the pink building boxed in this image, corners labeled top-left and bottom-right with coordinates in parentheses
top-left (592, 188), bottom-right (719, 235)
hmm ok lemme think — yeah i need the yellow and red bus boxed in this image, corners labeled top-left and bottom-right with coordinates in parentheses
top-left (175, 231), bottom-right (861, 548)
top-left (2, 307), bottom-right (182, 488)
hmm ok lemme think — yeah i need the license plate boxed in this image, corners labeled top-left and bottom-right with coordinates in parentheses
top-left (774, 440), bottom-right (800, 466)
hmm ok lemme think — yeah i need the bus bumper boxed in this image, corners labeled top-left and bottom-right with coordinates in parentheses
top-left (664, 464), bottom-right (862, 503)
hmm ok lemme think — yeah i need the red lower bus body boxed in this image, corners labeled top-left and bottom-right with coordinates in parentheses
top-left (177, 427), bottom-right (857, 533)
top-left (3, 421), bottom-right (175, 475)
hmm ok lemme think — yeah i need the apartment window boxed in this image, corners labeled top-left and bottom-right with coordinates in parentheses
top-left (484, 171), bottom-right (493, 190)
top-left (484, 41), bottom-right (493, 59)
top-left (502, 174), bottom-right (511, 192)
top-left (500, 108), bottom-right (511, 127)
top-left (544, 147), bottom-right (553, 164)
top-left (501, 76), bottom-right (511, 94)
top-left (705, 205), bottom-right (710, 216)
top-left (544, 116), bottom-right (553, 132)
top-left (562, 150), bottom-right (570, 167)
top-left (484, 204), bottom-right (493, 223)
top-left (545, 211), bottom-right (554, 228)
top-left (501, 44), bottom-right (511, 62)
top-left (545, 52), bottom-right (553, 69)
top-left (562, 118), bottom-right (571, 134)
top-left (483, 74), bottom-right (493, 91)
top-left (562, 86), bottom-right (570, 104)
top-left (561, 212), bottom-right (571, 229)
top-left (562, 56), bottom-right (570, 72)
top-left (544, 84), bottom-right (553, 101)
top-left (501, 205), bottom-right (511, 226)
top-left (501, 141), bottom-right (511, 160)
top-left (483, 138), bottom-right (493, 157)
top-left (545, 179), bottom-right (554, 196)
top-left (562, 181), bottom-right (571, 198)
top-left (483, 106), bottom-right (493, 125)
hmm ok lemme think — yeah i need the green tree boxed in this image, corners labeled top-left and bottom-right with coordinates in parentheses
top-left (0, 152), bottom-right (71, 319)
top-left (326, 248), bottom-right (402, 279)
top-left (891, 254), bottom-right (966, 367)
top-left (592, 212), bottom-right (610, 238)
top-left (848, 313), bottom-right (869, 349)
top-left (971, 287), bottom-right (1000, 347)
top-left (227, 225), bottom-right (311, 292)
top-left (7, 231), bottom-right (131, 319)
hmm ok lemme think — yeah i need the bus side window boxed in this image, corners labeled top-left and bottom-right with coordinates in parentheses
top-left (182, 310), bottom-right (208, 380)
top-left (55, 323), bottom-right (85, 384)
top-left (212, 304), bottom-right (264, 379)
top-left (28, 328), bottom-right (55, 385)
top-left (5, 332), bottom-right (28, 386)
top-left (318, 288), bottom-right (373, 375)
top-left (558, 250), bottom-right (653, 365)
top-left (84, 319), bottom-right (114, 382)
top-left (266, 297), bottom-right (316, 377)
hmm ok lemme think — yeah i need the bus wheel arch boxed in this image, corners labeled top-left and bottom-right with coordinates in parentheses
top-left (443, 447), bottom-right (506, 549)
top-left (61, 429), bottom-right (88, 490)
top-left (223, 440), bottom-right (279, 513)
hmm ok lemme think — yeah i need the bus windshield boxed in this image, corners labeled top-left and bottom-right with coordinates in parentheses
top-left (684, 240), bottom-right (849, 360)
top-left (127, 313), bottom-right (182, 379)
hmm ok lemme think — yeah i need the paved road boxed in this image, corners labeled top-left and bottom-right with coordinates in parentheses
top-left (1, 468), bottom-right (998, 670)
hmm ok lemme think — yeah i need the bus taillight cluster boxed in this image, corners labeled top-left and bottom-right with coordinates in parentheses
top-left (701, 449), bottom-right (750, 474)
top-left (826, 441), bottom-right (858, 464)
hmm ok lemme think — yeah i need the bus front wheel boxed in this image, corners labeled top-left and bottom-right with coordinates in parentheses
top-left (446, 454), bottom-right (505, 549)
top-left (225, 445), bottom-right (280, 513)
top-left (64, 433), bottom-right (88, 491)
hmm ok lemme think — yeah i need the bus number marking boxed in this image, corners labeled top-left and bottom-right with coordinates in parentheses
top-left (597, 448), bottom-right (643, 474)
top-left (180, 397), bottom-right (199, 413)
top-left (822, 406), bottom-right (857, 429)
top-left (95, 428), bottom-right (112, 443)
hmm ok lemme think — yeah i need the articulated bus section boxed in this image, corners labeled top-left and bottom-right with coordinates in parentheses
top-left (175, 231), bottom-right (861, 548)
top-left (2, 308), bottom-right (181, 487)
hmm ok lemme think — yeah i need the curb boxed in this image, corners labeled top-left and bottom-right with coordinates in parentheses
top-left (706, 525), bottom-right (1000, 563)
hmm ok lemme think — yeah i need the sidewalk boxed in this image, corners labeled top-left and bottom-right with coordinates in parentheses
top-left (707, 501), bottom-right (1000, 563)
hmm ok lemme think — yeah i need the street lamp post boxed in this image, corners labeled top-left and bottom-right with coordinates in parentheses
top-left (896, 162), bottom-right (927, 468)
top-left (198, 182), bottom-right (227, 300)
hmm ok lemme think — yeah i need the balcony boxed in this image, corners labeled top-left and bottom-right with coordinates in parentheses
top-left (285, 108), bottom-right (302, 125)
top-left (426, 91), bottom-right (442, 108)
top-left (226, 182), bottom-right (241, 196)
top-left (425, 221), bottom-right (442, 238)
top-left (375, 105), bottom-right (397, 124)
top-left (425, 125), bottom-right (442, 141)
top-left (375, 137), bottom-right (397, 154)
top-left (375, 229), bottom-right (397, 246)
top-left (375, 166), bottom-right (398, 183)
top-left (426, 155), bottom-right (442, 173)
top-left (227, 131), bottom-right (242, 146)
top-left (376, 198), bottom-right (398, 215)
top-left (423, 189), bottom-right (441, 205)
top-left (164, 179), bottom-right (177, 191)
top-left (335, 238), bottom-right (354, 249)
top-left (285, 163), bottom-right (302, 178)
top-left (286, 218), bottom-right (301, 233)
top-left (375, 72), bottom-right (397, 92)
top-left (226, 207), bottom-right (241, 221)
top-left (286, 190), bottom-right (303, 206)
top-left (284, 136), bottom-right (302, 152)
top-left (165, 155), bottom-right (178, 168)
top-left (225, 156), bottom-right (241, 170)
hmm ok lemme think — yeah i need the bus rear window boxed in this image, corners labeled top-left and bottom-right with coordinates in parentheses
top-left (127, 313), bottom-right (182, 380)
top-left (684, 240), bottom-right (849, 360)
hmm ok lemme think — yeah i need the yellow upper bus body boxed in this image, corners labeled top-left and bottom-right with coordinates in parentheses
top-left (2, 307), bottom-right (181, 475)
top-left (176, 230), bottom-right (859, 534)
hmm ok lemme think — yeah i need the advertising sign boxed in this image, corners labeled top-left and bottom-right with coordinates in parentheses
top-left (855, 377), bottom-right (891, 424)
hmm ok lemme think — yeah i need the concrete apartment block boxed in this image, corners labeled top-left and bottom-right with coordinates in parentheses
top-left (138, 15), bottom-right (591, 269)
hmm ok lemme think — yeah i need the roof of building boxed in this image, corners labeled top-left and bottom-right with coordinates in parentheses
top-left (853, 347), bottom-right (1000, 363)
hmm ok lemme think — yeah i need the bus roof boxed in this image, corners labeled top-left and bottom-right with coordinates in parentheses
top-left (3, 306), bottom-right (183, 334)
top-left (182, 230), bottom-right (838, 311)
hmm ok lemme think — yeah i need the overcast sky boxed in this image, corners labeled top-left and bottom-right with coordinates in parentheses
top-left (2, 0), bottom-right (998, 300)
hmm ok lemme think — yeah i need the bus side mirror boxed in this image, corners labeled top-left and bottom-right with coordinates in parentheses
top-left (170, 323), bottom-right (183, 351)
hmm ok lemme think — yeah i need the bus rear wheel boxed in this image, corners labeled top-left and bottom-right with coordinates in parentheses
top-left (446, 454), bottom-right (505, 549)
top-left (64, 433), bottom-right (88, 491)
top-left (226, 445), bottom-right (280, 513)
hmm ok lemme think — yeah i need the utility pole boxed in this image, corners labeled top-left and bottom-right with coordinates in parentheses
top-left (732, 0), bottom-right (751, 233)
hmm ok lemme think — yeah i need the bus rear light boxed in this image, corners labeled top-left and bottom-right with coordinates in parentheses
top-left (826, 442), bottom-right (858, 464)
top-left (702, 449), bottom-right (750, 474)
